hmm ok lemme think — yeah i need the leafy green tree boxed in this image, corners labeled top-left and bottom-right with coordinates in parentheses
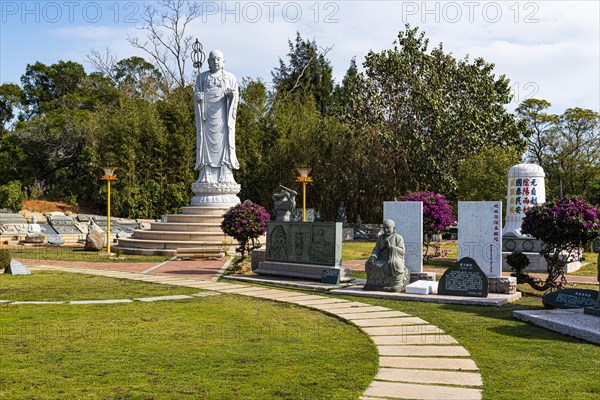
top-left (0, 83), bottom-right (23, 133)
top-left (457, 146), bottom-right (522, 210)
top-left (516, 99), bottom-right (599, 199)
top-left (338, 25), bottom-right (525, 220)
top-left (0, 180), bottom-right (24, 211)
top-left (272, 32), bottom-right (334, 113)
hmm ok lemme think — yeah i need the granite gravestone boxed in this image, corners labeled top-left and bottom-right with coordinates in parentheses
top-left (543, 289), bottom-right (599, 309)
top-left (584, 238), bottom-right (600, 317)
top-left (5, 260), bottom-right (31, 275)
top-left (458, 201), bottom-right (502, 277)
top-left (439, 257), bottom-right (488, 297)
top-left (383, 201), bottom-right (423, 273)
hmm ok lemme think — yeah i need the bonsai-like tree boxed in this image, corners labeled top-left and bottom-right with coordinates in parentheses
top-left (401, 191), bottom-right (456, 261)
top-left (521, 196), bottom-right (599, 291)
top-left (221, 200), bottom-right (270, 259)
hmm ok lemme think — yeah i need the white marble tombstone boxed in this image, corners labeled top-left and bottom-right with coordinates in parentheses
top-left (503, 163), bottom-right (546, 237)
top-left (383, 201), bottom-right (423, 273)
top-left (458, 201), bottom-right (502, 277)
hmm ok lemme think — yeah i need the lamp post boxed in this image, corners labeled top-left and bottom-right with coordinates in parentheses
top-left (296, 167), bottom-right (312, 222)
top-left (100, 167), bottom-right (117, 254)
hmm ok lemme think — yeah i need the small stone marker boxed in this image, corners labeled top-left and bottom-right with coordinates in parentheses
top-left (405, 280), bottom-right (438, 295)
top-left (438, 257), bottom-right (488, 297)
top-left (543, 288), bottom-right (599, 309)
top-left (321, 269), bottom-right (340, 284)
top-left (5, 260), bottom-right (31, 275)
top-left (47, 235), bottom-right (65, 245)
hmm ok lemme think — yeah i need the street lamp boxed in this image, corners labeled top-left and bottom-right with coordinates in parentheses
top-left (296, 167), bottom-right (312, 222)
top-left (100, 167), bottom-right (117, 254)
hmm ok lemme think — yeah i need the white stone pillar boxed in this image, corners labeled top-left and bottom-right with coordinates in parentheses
top-left (502, 164), bottom-right (546, 238)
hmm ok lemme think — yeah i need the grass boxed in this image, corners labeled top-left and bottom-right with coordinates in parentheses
top-left (330, 288), bottom-right (600, 400)
top-left (2, 246), bottom-right (171, 263)
top-left (0, 271), bottom-right (199, 301)
top-left (0, 272), bottom-right (377, 399)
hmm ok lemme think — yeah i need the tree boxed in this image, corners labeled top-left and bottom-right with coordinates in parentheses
top-left (356, 25), bottom-right (525, 210)
top-left (272, 32), bottom-right (334, 113)
top-left (516, 99), bottom-right (600, 199)
top-left (221, 200), bottom-right (270, 259)
top-left (401, 191), bottom-right (456, 261)
top-left (127, 0), bottom-right (201, 91)
top-left (0, 83), bottom-right (23, 133)
top-left (457, 146), bottom-right (522, 210)
top-left (521, 197), bottom-right (599, 291)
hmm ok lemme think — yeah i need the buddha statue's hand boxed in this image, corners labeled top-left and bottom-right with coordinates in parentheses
top-left (196, 92), bottom-right (204, 102)
top-left (225, 88), bottom-right (235, 99)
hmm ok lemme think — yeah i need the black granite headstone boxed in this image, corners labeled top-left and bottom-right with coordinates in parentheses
top-left (321, 269), bottom-right (340, 284)
top-left (542, 288), bottom-right (599, 309)
top-left (438, 257), bottom-right (488, 297)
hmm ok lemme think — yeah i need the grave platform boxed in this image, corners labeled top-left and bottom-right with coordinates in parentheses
top-left (513, 308), bottom-right (600, 345)
top-left (331, 286), bottom-right (521, 306)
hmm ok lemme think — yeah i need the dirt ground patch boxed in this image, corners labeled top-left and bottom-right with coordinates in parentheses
top-left (23, 200), bottom-right (78, 213)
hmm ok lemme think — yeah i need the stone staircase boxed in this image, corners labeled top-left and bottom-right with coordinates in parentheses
top-left (115, 206), bottom-right (234, 257)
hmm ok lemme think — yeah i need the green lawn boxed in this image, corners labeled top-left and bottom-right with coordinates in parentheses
top-left (3, 246), bottom-right (171, 263)
top-left (0, 272), bottom-right (377, 399)
top-left (330, 288), bottom-right (600, 400)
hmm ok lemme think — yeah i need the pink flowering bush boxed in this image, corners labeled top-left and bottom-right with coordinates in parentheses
top-left (521, 196), bottom-right (599, 290)
top-left (401, 191), bottom-right (456, 261)
top-left (221, 200), bottom-right (270, 259)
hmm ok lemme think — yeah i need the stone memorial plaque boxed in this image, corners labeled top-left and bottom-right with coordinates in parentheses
top-left (76, 214), bottom-right (92, 222)
top-left (266, 222), bottom-right (342, 266)
top-left (53, 226), bottom-right (83, 234)
top-left (383, 201), bottom-right (423, 273)
top-left (321, 269), bottom-right (340, 284)
top-left (5, 260), bottom-right (31, 275)
top-left (47, 215), bottom-right (75, 226)
top-left (39, 224), bottom-right (58, 235)
top-left (0, 213), bottom-right (27, 224)
top-left (542, 289), bottom-right (599, 309)
top-left (458, 201), bottom-right (502, 277)
top-left (439, 257), bottom-right (488, 297)
top-left (47, 235), bottom-right (65, 245)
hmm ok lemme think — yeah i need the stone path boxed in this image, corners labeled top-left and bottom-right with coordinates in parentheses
top-left (25, 263), bottom-right (484, 400)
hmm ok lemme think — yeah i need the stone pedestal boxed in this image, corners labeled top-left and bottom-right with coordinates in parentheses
top-left (501, 236), bottom-right (581, 273)
top-left (488, 276), bottom-right (517, 294)
top-left (255, 260), bottom-right (352, 282)
top-left (584, 307), bottom-right (600, 317)
top-left (190, 181), bottom-right (241, 208)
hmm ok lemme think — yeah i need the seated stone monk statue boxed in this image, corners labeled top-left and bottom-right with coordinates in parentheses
top-left (364, 219), bottom-right (410, 292)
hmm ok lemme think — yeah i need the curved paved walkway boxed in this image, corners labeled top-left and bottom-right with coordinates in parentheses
top-left (25, 263), bottom-right (483, 400)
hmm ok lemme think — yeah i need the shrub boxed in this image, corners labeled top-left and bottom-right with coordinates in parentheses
top-left (0, 180), bottom-right (24, 211)
top-left (221, 200), bottom-right (270, 259)
top-left (401, 191), bottom-right (456, 261)
top-left (521, 196), bottom-right (600, 290)
top-left (0, 248), bottom-right (11, 270)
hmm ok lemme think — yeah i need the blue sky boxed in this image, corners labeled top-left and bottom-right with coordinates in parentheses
top-left (1, 1), bottom-right (598, 114)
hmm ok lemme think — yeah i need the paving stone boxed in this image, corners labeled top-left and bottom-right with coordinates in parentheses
top-left (282, 295), bottom-right (331, 302)
top-left (10, 301), bottom-right (64, 305)
top-left (217, 286), bottom-right (268, 293)
top-left (364, 381), bottom-right (482, 399)
top-left (294, 298), bottom-right (349, 305)
top-left (335, 311), bottom-right (410, 319)
top-left (191, 292), bottom-right (222, 297)
top-left (310, 301), bottom-right (377, 310)
top-left (372, 335), bottom-right (458, 345)
top-left (135, 295), bottom-right (194, 302)
top-left (352, 317), bottom-right (429, 327)
top-left (323, 306), bottom-right (394, 315)
top-left (375, 367), bottom-right (482, 386)
top-left (363, 325), bottom-right (445, 336)
top-left (378, 345), bottom-right (471, 357)
top-left (0, 300), bottom-right (10, 303)
top-left (70, 299), bottom-right (132, 305)
top-left (379, 356), bottom-right (479, 371)
top-left (254, 291), bottom-right (315, 299)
